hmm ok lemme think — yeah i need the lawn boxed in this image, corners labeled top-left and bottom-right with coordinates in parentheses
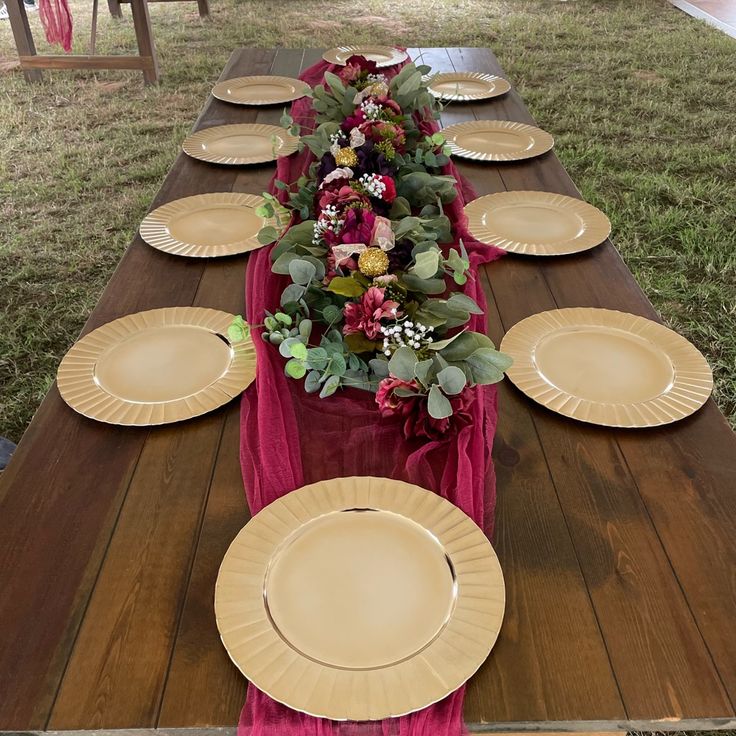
top-left (1, 0), bottom-right (735, 442)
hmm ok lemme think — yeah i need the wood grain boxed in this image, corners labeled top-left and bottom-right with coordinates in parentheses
top-left (1, 47), bottom-right (735, 733)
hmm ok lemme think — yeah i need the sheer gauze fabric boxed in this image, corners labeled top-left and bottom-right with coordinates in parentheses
top-left (238, 56), bottom-right (505, 736)
top-left (39, 0), bottom-right (73, 52)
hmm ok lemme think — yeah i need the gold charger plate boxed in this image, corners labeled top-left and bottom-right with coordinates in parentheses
top-left (140, 193), bottom-right (281, 258)
top-left (501, 308), bottom-right (712, 427)
top-left (322, 45), bottom-right (408, 68)
top-left (215, 476), bottom-right (505, 721)
top-left (212, 75), bottom-right (310, 106)
top-left (182, 124), bottom-right (299, 166)
top-left (427, 72), bottom-right (511, 102)
top-left (443, 120), bottom-right (554, 162)
top-left (58, 307), bottom-right (256, 426)
top-left (465, 191), bottom-right (611, 256)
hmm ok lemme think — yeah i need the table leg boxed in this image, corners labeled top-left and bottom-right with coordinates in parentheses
top-left (130, 0), bottom-right (159, 84)
top-left (5, 0), bottom-right (43, 82)
top-left (107, 0), bottom-right (123, 19)
top-left (196, 0), bottom-right (210, 18)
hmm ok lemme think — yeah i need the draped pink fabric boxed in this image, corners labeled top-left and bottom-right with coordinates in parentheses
top-left (238, 56), bottom-right (505, 736)
top-left (38, 0), bottom-right (73, 52)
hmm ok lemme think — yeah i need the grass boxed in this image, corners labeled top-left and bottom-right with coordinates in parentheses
top-left (1, 0), bottom-right (735, 442)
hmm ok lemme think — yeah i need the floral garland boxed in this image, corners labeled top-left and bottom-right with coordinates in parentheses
top-left (232, 56), bottom-right (512, 439)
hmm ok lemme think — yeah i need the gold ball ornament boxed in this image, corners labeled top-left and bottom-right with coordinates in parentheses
top-left (334, 147), bottom-right (359, 167)
top-left (358, 248), bottom-right (390, 277)
top-left (368, 81), bottom-right (389, 97)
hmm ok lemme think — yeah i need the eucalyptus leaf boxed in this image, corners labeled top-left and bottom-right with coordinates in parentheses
top-left (319, 374), bottom-right (341, 398)
top-left (279, 337), bottom-right (301, 358)
top-left (437, 365), bottom-right (467, 395)
top-left (272, 252), bottom-right (299, 275)
top-left (466, 348), bottom-right (513, 384)
top-left (369, 358), bottom-right (390, 378)
top-left (388, 346), bottom-right (418, 382)
top-left (280, 283), bottom-right (306, 306)
top-left (326, 276), bottom-right (366, 297)
top-left (289, 341), bottom-right (308, 361)
top-left (285, 359), bottom-right (307, 379)
top-left (288, 258), bottom-right (317, 286)
top-left (401, 273), bottom-right (447, 294)
top-left (439, 331), bottom-right (495, 361)
top-left (410, 249), bottom-right (441, 279)
top-left (257, 226), bottom-right (279, 245)
top-left (414, 358), bottom-right (435, 387)
top-left (427, 384), bottom-right (453, 419)
top-left (305, 370), bottom-right (322, 393)
top-left (322, 304), bottom-right (343, 324)
top-left (227, 315), bottom-right (249, 343)
top-left (447, 292), bottom-right (483, 315)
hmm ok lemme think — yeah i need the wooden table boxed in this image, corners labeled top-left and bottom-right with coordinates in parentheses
top-left (6, 0), bottom-right (160, 84)
top-left (1, 47), bottom-right (735, 734)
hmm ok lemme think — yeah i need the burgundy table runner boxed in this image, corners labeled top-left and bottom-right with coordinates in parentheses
top-left (238, 55), bottom-right (505, 736)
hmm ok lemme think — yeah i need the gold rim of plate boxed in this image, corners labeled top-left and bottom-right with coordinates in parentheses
top-left (465, 191), bottom-right (611, 256)
top-left (57, 307), bottom-right (256, 426)
top-left (501, 308), bottom-right (713, 428)
top-left (443, 120), bottom-right (554, 162)
top-left (215, 476), bottom-right (505, 721)
top-left (211, 75), bottom-right (310, 106)
top-left (427, 72), bottom-right (511, 102)
top-left (322, 45), bottom-right (408, 68)
top-left (182, 123), bottom-right (299, 166)
top-left (140, 193), bottom-right (282, 258)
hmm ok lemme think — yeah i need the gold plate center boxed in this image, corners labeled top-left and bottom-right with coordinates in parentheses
top-left (264, 509), bottom-right (456, 670)
top-left (485, 203), bottom-right (585, 242)
top-left (434, 79), bottom-right (490, 93)
top-left (167, 205), bottom-right (261, 246)
top-left (455, 128), bottom-right (530, 153)
top-left (94, 325), bottom-right (232, 403)
top-left (534, 326), bottom-right (675, 403)
top-left (228, 81), bottom-right (294, 100)
top-left (203, 133), bottom-right (277, 156)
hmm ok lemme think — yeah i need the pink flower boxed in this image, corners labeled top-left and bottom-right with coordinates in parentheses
top-left (379, 176), bottom-right (397, 203)
top-left (343, 287), bottom-right (400, 340)
top-left (317, 183), bottom-right (369, 213)
top-left (375, 380), bottom-right (475, 441)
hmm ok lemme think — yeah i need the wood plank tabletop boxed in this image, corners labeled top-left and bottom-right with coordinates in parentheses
top-left (1, 47), bottom-right (735, 734)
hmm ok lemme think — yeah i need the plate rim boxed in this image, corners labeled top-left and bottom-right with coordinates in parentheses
top-left (57, 306), bottom-right (256, 426)
top-left (500, 307), bottom-right (713, 427)
top-left (215, 476), bottom-right (505, 721)
top-left (182, 123), bottom-right (300, 165)
top-left (322, 45), bottom-right (409, 68)
top-left (211, 75), bottom-right (311, 106)
top-left (464, 190), bottom-right (611, 255)
top-left (443, 120), bottom-right (554, 162)
top-left (427, 71), bottom-right (511, 102)
top-left (140, 192), bottom-right (282, 258)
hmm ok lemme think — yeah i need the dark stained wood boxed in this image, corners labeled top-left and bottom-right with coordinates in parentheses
top-left (1, 47), bottom-right (735, 734)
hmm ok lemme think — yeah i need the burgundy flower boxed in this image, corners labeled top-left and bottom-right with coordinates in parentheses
top-left (340, 207), bottom-right (376, 245)
top-left (345, 54), bottom-right (378, 75)
top-left (342, 108), bottom-right (367, 132)
top-left (317, 183), bottom-right (369, 214)
top-left (375, 379), bottom-right (475, 440)
top-left (339, 63), bottom-right (363, 84)
top-left (375, 95), bottom-right (402, 116)
top-left (343, 286), bottom-right (400, 340)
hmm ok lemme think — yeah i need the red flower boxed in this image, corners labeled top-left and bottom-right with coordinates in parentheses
top-left (339, 208), bottom-right (376, 245)
top-left (375, 380), bottom-right (475, 440)
top-left (343, 287), bottom-right (400, 340)
top-left (345, 54), bottom-right (379, 74)
top-left (379, 176), bottom-right (397, 203)
top-left (342, 108), bottom-right (367, 132)
top-left (375, 95), bottom-right (402, 116)
top-left (317, 184), bottom-right (370, 216)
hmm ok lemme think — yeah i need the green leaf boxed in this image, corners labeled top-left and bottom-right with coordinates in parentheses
top-left (322, 304), bottom-right (343, 324)
top-left (428, 329), bottom-right (466, 351)
top-left (272, 252), bottom-right (299, 275)
top-left (326, 276), bottom-right (366, 297)
top-left (280, 284), bottom-right (306, 306)
top-left (410, 249), bottom-right (441, 279)
top-left (227, 316), bottom-right (249, 343)
top-left (305, 370), bottom-right (322, 393)
top-left (345, 332), bottom-right (379, 354)
top-left (298, 318), bottom-right (313, 339)
top-left (289, 342), bottom-right (308, 360)
top-left (319, 374), bottom-right (341, 398)
top-left (369, 358), bottom-right (390, 378)
top-left (466, 348), bottom-right (513, 384)
top-left (437, 366), bottom-right (467, 395)
top-left (275, 312), bottom-right (292, 326)
top-left (439, 331), bottom-right (495, 361)
top-left (285, 359), bottom-right (307, 379)
top-left (305, 347), bottom-right (329, 370)
top-left (447, 292), bottom-right (483, 315)
top-left (428, 384), bottom-right (453, 419)
top-left (257, 225), bottom-right (279, 245)
top-left (279, 337), bottom-right (302, 358)
top-left (402, 274), bottom-right (447, 294)
top-left (388, 346), bottom-right (418, 382)
top-left (288, 258), bottom-right (317, 286)
top-left (414, 358), bottom-right (435, 386)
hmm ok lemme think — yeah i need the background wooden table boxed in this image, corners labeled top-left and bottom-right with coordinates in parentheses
top-left (1, 47), bottom-right (735, 733)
